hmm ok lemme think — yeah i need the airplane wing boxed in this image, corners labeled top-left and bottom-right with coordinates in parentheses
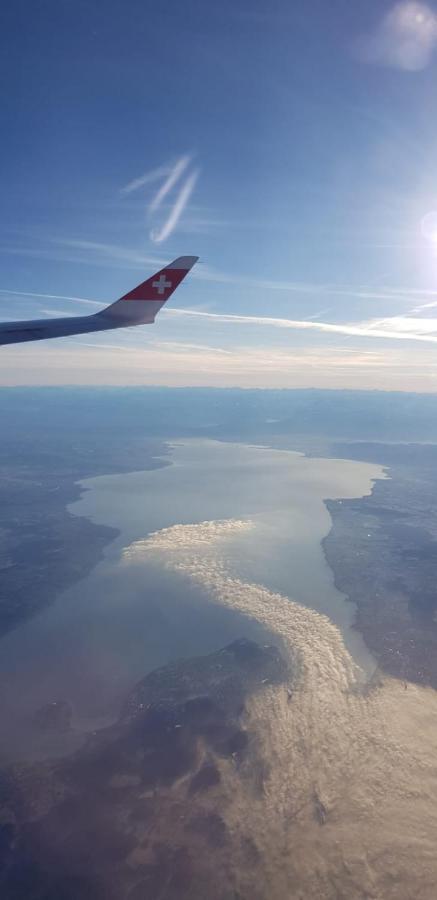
top-left (0, 255), bottom-right (198, 346)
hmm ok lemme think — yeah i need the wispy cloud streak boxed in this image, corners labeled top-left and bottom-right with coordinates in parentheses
top-left (2, 340), bottom-right (436, 391)
top-left (5, 239), bottom-right (437, 309)
top-left (120, 154), bottom-right (200, 244)
top-left (149, 155), bottom-right (192, 212)
top-left (120, 164), bottom-right (173, 195)
top-left (0, 288), bottom-right (101, 306)
top-left (409, 298), bottom-right (437, 314)
top-left (167, 308), bottom-right (437, 345)
top-left (151, 169), bottom-right (200, 243)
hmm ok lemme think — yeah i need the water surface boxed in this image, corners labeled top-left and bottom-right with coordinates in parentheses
top-left (0, 439), bottom-right (383, 761)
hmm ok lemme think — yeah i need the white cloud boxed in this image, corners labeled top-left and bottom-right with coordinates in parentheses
top-left (355, 2), bottom-right (437, 71)
top-left (149, 155), bottom-right (192, 213)
top-left (119, 154), bottom-right (199, 244)
top-left (369, 315), bottom-right (437, 334)
top-left (0, 288), bottom-right (101, 307)
top-left (410, 298), bottom-right (437, 313)
top-left (4, 239), bottom-right (437, 312)
top-left (119, 164), bottom-right (174, 195)
top-left (2, 337), bottom-right (437, 391)
top-left (150, 339), bottom-right (233, 355)
top-left (166, 307), bottom-right (437, 345)
top-left (54, 239), bottom-right (165, 270)
top-left (150, 169), bottom-right (200, 243)
top-left (118, 511), bottom-right (437, 890)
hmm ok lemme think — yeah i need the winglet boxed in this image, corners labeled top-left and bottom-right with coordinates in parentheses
top-left (100, 256), bottom-right (199, 324)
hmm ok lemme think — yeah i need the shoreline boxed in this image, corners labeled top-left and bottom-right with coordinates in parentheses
top-left (0, 438), bottom-right (170, 639)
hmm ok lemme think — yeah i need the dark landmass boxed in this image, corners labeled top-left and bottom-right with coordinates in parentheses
top-left (0, 384), bottom-right (378, 639)
top-left (323, 441), bottom-right (437, 689)
top-left (2, 386), bottom-right (437, 690)
top-left (2, 386), bottom-right (437, 684)
top-left (34, 701), bottom-right (72, 734)
top-left (0, 433), bottom-right (169, 636)
top-left (3, 388), bottom-right (437, 896)
top-left (0, 638), bottom-right (288, 900)
top-left (2, 386), bottom-right (437, 444)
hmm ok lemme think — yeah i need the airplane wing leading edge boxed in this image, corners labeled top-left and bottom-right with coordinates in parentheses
top-left (0, 255), bottom-right (199, 346)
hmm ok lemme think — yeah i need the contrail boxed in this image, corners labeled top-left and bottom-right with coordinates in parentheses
top-left (151, 170), bottom-right (199, 243)
top-left (0, 288), bottom-right (101, 307)
top-left (120, 164), bottom-right (173, 195)
top-left (166, 307), bottom-right (437, 345)
top-left (149, 155), bottom-right (192, 212)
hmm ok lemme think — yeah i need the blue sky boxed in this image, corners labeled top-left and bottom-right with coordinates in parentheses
top-left (2, 0), bottom-right (437, 389)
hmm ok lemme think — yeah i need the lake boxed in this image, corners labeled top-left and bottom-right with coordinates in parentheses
top-left (0, 439), bottom-right (384, 761)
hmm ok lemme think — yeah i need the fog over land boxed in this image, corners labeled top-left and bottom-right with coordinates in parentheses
top-left (2, 388), bottom-right (437, 898)
top-left (123, 517), bottom-right (437, 899)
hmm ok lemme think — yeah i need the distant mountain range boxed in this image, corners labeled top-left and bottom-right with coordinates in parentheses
top-left (1, 386), bottom-right (437, 443)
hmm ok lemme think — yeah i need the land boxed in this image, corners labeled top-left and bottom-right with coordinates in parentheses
top-left (2, 391), bottom-right (437, 695)
top-left (0, 638), bottom-right (288, 900)
top-left (2, 386), bottom-right (437, 693)
top-left (3, 389), bottom-right (437, 897)
top-left (0, 434), bottom-right (169, 636)
top-left (1, 384), bottom-right (437, 653)
top-left (4, 502), bottom-right (437, 899)
top-left (323, 441), bottom-right (437, 688)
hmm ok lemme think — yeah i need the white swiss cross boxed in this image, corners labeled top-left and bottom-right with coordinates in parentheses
top-left (152, 274), bottom-right (172, 295)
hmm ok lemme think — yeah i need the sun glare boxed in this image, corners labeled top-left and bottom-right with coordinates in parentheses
top-left (421, 210), bottom-right (437, 243)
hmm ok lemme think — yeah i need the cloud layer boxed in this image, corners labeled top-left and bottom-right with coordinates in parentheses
top-left (119, 514), bottom-right (437, 898)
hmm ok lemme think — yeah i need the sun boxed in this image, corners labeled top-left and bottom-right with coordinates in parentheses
top-left (421, 210), bottom-right (437, 243)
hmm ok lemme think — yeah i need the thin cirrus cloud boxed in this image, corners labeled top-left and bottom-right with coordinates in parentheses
top-left (1, 341), bottom-right (436, 392)
top-left (150, 170), bottom-right (200, 243)
top-left (0, 288), bottom-right (101, 307)
top-left (5, 233), bottom-right (437, 310)
top-left (355, 2), bottom-right (437, 71)
top-left (119, 164), bottom-right (175, 196)
top-left (166, 307), bottom-right (437, 345)
top-left (26, 238), bottom-right (437, 306)
top-left (120, 154), bottom-right (199, 244)
top-left (149, 155), bottom-right (192, 213)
